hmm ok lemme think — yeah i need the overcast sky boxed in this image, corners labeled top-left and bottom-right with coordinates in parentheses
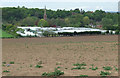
top-left (1, 0), bottom-right (119, 12)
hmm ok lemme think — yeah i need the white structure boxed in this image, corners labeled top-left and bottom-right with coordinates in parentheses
top-left (16, 27), bottom-right (109, 37)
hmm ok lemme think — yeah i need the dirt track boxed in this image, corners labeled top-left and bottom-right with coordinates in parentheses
top-left (2, 35), bottom-right (118, 76)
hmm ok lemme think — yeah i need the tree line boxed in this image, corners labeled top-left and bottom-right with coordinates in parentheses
top-left (2, 6), bottom-right (119, 31)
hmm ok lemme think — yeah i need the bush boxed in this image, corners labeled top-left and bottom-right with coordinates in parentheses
top-left (43, 31), bottom-right (56, 37)
top-left (110, 31), bottom-right (113, 34)
top-left (101, 32), bottom-right (105, 35)
top-left (106, 30), bottom-right (109, 34)
top-left (58, 31), bottom-right (102, 36)
top-left (115, 30), bottom-right (120, 34)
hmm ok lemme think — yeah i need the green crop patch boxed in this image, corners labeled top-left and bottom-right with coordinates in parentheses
top-left (79, 75), bottom-right (88, 77)
top-left (3, 70), bottom-right (10, 73)
top-left (71, 62), bottom-right (86, 70)
top-left (73, 62), bottom-right (87, 66)
top-left (57, 66), bottom-right (61, 69)
top-left (2, 62), bottom-right (6, 64)
top-left (42, 68), bottom-right (64, 77)
top-left (9, 61), bottom-right (14, 64)
top-left (114, 66), bottom-right (118, 71)
top-left (89, 64), bottom-right (98, 70)
top-left (30, 64), bottom-right (33, 67)
top-left (103, 66), bottom-right (112, 70)
top-left (100, 71), bottom-right (111, 76)
top-left (35, 65), bottom-right (43, 68)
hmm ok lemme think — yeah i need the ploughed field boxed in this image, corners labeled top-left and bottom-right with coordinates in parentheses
top-left (2, 35), bottom-right (118, 76)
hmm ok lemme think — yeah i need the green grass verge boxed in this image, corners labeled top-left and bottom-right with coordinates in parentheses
top-left (0, 29), bottom-right (14, 38)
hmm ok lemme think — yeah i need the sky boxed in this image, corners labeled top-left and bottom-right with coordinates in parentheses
top-left (1, 0), bottom-right (119, 12)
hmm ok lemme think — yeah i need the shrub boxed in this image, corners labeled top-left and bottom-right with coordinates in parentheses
top-left (43, 31), bottom-right (56, 37)
top-left (106, 30), bottom-right (109, 34)
top-left (115, 30), bottom-right (120, 34)
top-left (110, 31), bottom-right (113, 34)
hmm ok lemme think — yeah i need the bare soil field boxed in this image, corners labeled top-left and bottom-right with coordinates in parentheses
top-left (2, 35), bottom-right (118, 76)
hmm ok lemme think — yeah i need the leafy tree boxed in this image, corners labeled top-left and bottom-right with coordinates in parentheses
top-left (56, 18), bottom-right (66, 27)
top-left (20, 16), bottom-right (39, 26)
top-left (93, 10), bottom-right (105, 21)
top-left (83, 16), bottom-right (90, 25)
top-left (38, 19), bottom-right (49, 27)
top-left (2, 7), bottom-right (28, 24)
top-left (47, 18), bottom-right (57, 26)
top-left (65, 18), bottom-right (70, 26)
top-left (73, 8), bottom-right (80, 13)
top-left (84, 11), bottom-right (94, 20)
top-left (1, 6), bottom-right (118, 31)
top-left (70, 14), bottom-right (83, 27)
top-left (101, 18), bottom-right (114, 30)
